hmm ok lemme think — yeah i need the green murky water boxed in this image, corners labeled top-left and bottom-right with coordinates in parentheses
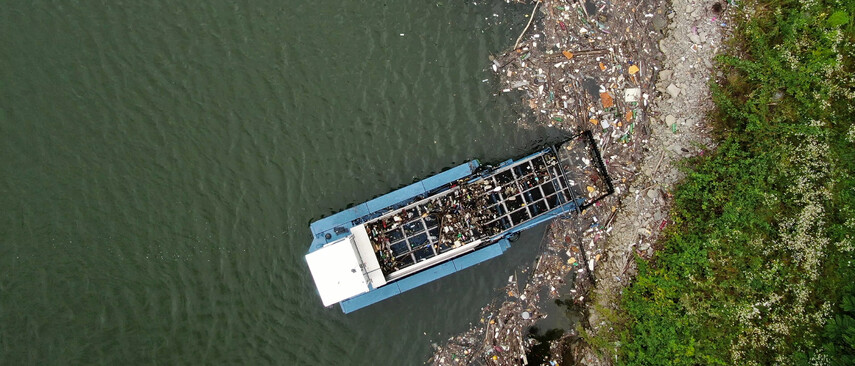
top-left (1, 1), bottom-right (560, 364)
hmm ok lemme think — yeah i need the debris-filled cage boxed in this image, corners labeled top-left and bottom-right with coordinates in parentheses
top-left (558, 130), bottom-right (615, 211)
top-left (363, 131), bottom-right (613, 280)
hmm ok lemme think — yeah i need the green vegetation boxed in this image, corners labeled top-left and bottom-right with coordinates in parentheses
top-left (606, 0), bottom-right (855, 364)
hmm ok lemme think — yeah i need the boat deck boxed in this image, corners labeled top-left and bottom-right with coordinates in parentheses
top-left (306, 131), bottom-right (614, 313)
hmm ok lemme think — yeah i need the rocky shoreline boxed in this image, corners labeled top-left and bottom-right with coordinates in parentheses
top-left (429, 0), bottom-right (729, 364)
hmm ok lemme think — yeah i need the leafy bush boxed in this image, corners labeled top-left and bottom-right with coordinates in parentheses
top-left (614, 0), bottom-right (855, 364)
top-left (822, 284), bottom-right (855, 365)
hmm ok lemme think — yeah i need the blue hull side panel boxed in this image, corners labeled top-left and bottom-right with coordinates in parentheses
top-left (339, 283), bottom-right (403, 314)
top-left (396, 261), bottom-right (458, 293)
top-left (364, 182), bottom-right (424, 212)
top-left (451, 239), bottom-right (510, 271)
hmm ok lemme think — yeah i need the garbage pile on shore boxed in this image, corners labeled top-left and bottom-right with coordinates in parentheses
top-left (493, 0), bottom-right (663, 137)
top-left (429, 134), bottom-right (619, 365)
top-left (429, 217), bottom-right (608, 365)
top-left (430, 0), bottom-right (671, 363)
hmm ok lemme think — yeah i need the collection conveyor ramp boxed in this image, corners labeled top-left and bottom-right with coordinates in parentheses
top-left (555, 130), bottom-right (615, 211)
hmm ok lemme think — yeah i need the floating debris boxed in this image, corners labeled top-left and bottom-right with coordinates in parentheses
top-left (429, 0), bottom-right (678, 363)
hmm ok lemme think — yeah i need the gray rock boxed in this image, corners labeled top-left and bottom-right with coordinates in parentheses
top-left (647, 189), bottom-right (657, 199)
top-left (648, 189), bottom-right (664, 202)
top-left (689, 32), bottom-right (701, 44)
top-left (659, 69), bottom-right (673, 81)
top-left (665, 115), bottom-right (676, 125)
top-left (667, 84), bottom-right (681, 98)
top-left (640, 243), bottom-right (651, 251)
top-left (669, 142), bottom-right (683, 153)
top-left (691, 7), bottom-right (703, 19)
top-left (653, 14), bottom-right (667, 31)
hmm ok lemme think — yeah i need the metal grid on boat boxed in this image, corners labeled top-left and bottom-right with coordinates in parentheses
top-left (364, 150), bottom-right (577, 276)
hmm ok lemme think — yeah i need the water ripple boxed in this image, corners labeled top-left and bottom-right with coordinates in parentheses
top-left (0, 0), bottom-right (548, 364)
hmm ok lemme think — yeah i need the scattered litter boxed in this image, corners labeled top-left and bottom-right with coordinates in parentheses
top-left (628, 64), bottom-right (640, 74)
top-left (429, 0), bottom-right (729, 363)
top-left (624, 88), bottom-right (641, 103)
top-left (600, 92), bottom-right (614, 108)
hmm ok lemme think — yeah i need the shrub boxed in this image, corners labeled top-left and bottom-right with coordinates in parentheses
top-left (615, 0), bottom-right (855, 364)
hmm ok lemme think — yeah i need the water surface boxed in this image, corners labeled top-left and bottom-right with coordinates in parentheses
top-left (1, 1), bottom-right (558, 364)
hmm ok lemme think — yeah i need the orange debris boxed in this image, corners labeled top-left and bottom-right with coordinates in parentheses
top-left (600, 92), bottom-right (614, 108)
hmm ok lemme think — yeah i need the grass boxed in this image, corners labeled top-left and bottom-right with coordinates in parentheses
top-left (594, 0), bottom-right (855, 364)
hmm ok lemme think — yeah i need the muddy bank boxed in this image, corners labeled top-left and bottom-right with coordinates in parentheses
top-left (429, 0), bottom-right (729, 364)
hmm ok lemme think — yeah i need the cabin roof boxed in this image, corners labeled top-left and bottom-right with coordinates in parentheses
top-left (305, 237), bottom-right (370, 306)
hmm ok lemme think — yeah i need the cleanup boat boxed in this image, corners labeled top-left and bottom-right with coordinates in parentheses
top-left (306, 131), bottom-right (612, 313)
